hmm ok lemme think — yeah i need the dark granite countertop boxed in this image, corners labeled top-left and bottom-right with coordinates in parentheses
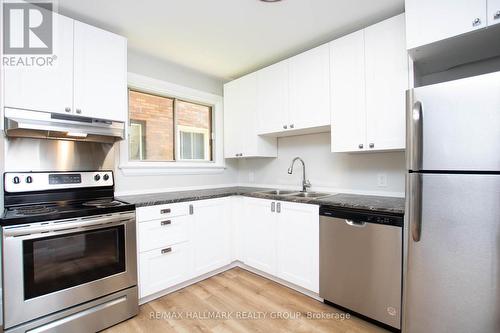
top-left (117, 187), bottom-right (405, 215)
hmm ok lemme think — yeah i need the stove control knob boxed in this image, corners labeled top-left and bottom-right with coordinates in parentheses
top-left (94, 174), bottom-right (101, 181)
top-left (103, 174), bottom-right (110, 181)
top-left (13, 176), bottom-right (20, 184)
top-left (26, 176), bottom-right (33, 184)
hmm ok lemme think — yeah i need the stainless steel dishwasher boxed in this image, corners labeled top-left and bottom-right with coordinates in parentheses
top-left (319, 206), bottom-right (403, 331)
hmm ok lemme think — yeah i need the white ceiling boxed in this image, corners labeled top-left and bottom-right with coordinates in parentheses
top-left (57, 0), bottom-right (404, 81)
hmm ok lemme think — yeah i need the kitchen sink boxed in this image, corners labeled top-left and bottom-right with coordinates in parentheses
top-left (290, 192), bottom-right (331, 198)
top-left (258, 190), bottom-right (299, 196)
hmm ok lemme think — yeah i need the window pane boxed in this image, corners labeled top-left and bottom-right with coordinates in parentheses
top-left (128, 90), bottom-right (174, 161)
top-left (193, 133), bottom-right (204, 159)
top-left (180, 131), bottom-right (192, 159)
top-left (175, 100), bottom-right (212, 161)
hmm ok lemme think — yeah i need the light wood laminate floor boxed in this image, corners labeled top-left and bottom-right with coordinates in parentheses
top-left (103, 268), bottom-right (388, 333)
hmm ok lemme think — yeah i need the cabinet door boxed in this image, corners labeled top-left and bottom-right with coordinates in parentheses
top-left (192, 199), bottom-right (231, 276)
top-left (257, 61), bottom-right (289, 134)
top-left (276, 202), bottom-right (319, 293)
top-left (365, 14), bottom-right (408, 151)
top-left (330, 30), bottom-right (366, 152)
top-left (73, 21), bottom-right (127, 121)
top-left (405, 0), bottom-right (487, 49)
top-left (3, 12), bottom-right (73, 115)
top-left (289, 44), bottom-right (330, 130)
top-left (488, 0), bottom-right (500, 26)
top-left (242, 198), bottom-right (277, 275)
top-left (223, 73), bottom-right (256, 158)
top-left (139, 242), bottom-right (191, 298)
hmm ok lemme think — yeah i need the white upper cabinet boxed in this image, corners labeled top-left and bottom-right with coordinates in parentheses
top-left (223, 73), bottom-right (277, 158)
top-left (3, 14), bottom-right (127, 122)
top-left (365, 14), bottom-right (408, 151)
top-left (489, 0), bottom-right (500, 26)
top-left (405, 0), bottom-right (487, 49)
top-left (288, 44), bottom-right (330, 130)
top-left (330, 30), bottom-right (366, 152)
top-left (256, 61), bottom-right (290, 134)
top-left (330, 14), bottom-right (408, 153)
top-left (255, 44), bottom-right (330, 136)
top-left (74, 21), bottom-right (127, 122)
top-left (3, 11), bottom-right (74, 115)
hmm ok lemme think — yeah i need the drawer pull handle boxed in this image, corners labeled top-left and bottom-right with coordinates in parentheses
top-left (161, 247), bottom-right (172, 254)
top-left (160, 220), bottom-right (171, 226)
top-left (160, 208), bottom-right (171, 214)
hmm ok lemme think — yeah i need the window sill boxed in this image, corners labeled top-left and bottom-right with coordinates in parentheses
top-left (119, 162), bottom-right (227, 176)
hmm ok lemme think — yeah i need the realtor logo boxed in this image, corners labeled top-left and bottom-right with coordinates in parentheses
top-left (3, 2), bottom-right (53, 54)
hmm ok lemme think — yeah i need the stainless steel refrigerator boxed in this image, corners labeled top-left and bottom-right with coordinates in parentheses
top-left (404, 71), bottom-right (500, 333)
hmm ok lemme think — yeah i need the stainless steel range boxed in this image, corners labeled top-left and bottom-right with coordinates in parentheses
top-left (1, 171), bottom-right (138, 333)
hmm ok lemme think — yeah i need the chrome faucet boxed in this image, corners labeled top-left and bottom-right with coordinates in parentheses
top-left (287, 157), bottom-right (311, 192)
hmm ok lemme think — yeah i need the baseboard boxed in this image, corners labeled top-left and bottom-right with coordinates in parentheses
top-left (139, 261), bottom-right (322, 305)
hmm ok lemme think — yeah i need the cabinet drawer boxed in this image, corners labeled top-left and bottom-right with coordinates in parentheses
top-left (139, 242), bottom-right (191, 298)
top-left (138, 216), bottom-right (190, 252)
top-left (136, 202), bottom-right (190, 222)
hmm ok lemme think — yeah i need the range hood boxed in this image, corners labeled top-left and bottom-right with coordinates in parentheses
top-left (4, 108), bottom-right (125, 144)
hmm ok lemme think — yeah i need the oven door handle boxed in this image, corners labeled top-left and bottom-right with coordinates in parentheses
top-left (3, 212), bottom-right (135, 237)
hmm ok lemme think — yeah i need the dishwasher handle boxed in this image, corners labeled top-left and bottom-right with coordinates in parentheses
top-left (345, 219), bottom-right (367, 227)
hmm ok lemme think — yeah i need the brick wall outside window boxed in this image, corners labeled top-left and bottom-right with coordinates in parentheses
top-left (128, 90), bottom-right (212, 161)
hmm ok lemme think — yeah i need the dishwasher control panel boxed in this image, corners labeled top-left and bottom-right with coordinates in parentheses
top-left (319, 206), bottom-right (403, 227)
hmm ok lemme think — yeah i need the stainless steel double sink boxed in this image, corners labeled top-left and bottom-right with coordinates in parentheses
top-left (257, 189), bottom-right (332, 199)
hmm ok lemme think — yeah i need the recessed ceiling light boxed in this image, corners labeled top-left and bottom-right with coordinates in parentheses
top-left (259, 0), bottom-right (283, 2)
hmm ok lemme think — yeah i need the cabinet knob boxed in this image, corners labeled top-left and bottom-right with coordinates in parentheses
top-left (283, 125), bottom-right (288, 129)
top-left (358, 144), bottom-right (364, 149)
top-left (472, 17), bottom-right (482, 26)
top-left (495, 11), bottom-right (500, 19)
top-left (369, 143), bottom-right (375, 148)
top-left (290, 124), bottom-right (295, 129)
top-left (65, 107), bottom-right (71, 112)
top-left (76, 109), bottom-right (82, 114)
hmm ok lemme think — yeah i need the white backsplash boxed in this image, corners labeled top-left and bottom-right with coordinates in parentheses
top-left (237, 132), bottom-right (406, 197)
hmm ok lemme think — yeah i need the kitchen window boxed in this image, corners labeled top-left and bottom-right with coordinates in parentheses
top-left (128, 90), bottom-right (213, 162)
top-left (120, 73), bottom-right (224, 175)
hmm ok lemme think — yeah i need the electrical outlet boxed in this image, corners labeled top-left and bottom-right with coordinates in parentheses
top-left (377, 174), bottom-right (387, 187)
top-left (248, 172), bottom-right (255, 183)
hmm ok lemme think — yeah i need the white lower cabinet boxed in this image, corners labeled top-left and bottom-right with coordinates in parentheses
top-left (139, 242), bottom-right (191, 298)
top-left (276, 202), bottom-right (319, 293)
top-left (137, 198), bottom-right (232, 299)
top-left (192, 198), bottom-right (232, 276)
top-left (241, 197), bottom-right (277, 275)
top-left (137, 196), bottom-right (320, 299)
top-left (241, 197), bottom-right (319, 292)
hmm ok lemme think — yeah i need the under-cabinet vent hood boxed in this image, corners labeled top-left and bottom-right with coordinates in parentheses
top-left (4, 108), bottom-right (125, 144)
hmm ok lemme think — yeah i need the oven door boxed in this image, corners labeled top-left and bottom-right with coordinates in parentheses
top-left (2, 211), bottom-right (137, 329)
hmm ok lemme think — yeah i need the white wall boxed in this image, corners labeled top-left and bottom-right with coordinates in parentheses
top-left (237, 132), bottom-right (406, 197)
top-left (128, 49), bottom-right (224, 96)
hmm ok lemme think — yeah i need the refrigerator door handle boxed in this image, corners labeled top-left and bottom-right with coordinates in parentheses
top-left (406, 90), bottom-right (423, 171)
top-left (409, 173), bottom-right (423, 242)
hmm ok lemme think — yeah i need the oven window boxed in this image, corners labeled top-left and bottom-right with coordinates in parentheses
top-left (23, 226), bottom-right (126, 300)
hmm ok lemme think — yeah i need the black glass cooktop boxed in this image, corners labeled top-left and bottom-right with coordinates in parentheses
top-left (1, 199), bottom-right (135, 226)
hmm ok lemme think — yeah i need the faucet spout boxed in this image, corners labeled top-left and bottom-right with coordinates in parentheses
top-left (287, 157), bottom-right (311, 192)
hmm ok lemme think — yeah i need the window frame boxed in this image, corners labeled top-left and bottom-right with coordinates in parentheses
top-left (119, 73), bottom-right (225, 175)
